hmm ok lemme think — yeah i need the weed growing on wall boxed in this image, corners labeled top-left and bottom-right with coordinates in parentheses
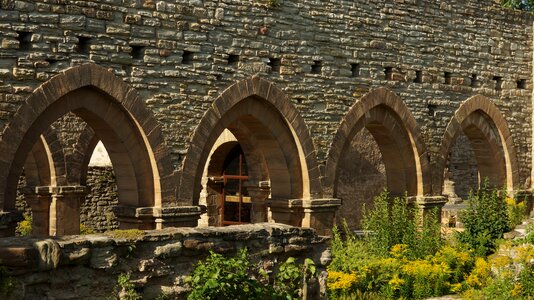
top-left (116, 273), bottom-right (141, 300)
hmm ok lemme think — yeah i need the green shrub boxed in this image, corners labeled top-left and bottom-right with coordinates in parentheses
top-left (186, 248), bottom-right (315, 300)
top-left (116, 273), bottom-right (141, 300)
top-left (361, 191), bottom-right (442, 259)
top-left (458, 182), bottom-right (510, 257)
top-left (16, 214), bottom-right (32, 236)
top-left (505, 196), bottom-right (527, 229)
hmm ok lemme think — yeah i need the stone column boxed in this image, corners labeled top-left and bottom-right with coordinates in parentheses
top-left (301, 198), bottom-right (342, 236)
top-left (414, 196), bottom-right (448, 224)
top-left (206, 180), bottom-right (223, 226)
top-left (48, 186), bottom-right (88, 236)
top-left (23, 187), bottom-right (52, 236)
top-left (244, 184), bottom-right (271, 223)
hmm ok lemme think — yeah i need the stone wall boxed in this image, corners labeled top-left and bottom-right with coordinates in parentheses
top-left (0, 223), bottom-right (329, 299)
top-left (81, 166), bottom-right (119, 232)
top-left (0, 0), bottom-right (531, 184)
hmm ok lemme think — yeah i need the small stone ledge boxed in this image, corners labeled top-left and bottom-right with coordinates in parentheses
top-left (0, 223), bottom-right (329, 299)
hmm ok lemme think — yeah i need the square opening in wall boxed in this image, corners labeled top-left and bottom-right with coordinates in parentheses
top-left (182, 50), bottom-right (194, 64)
top-left (77, 36), bottom-right (91, 54)
top-left (17, 31), bottom-right (32, 51)
top-left (351, 63), bottom-right (360, 77)
top-left (131, 46), bottom-right (145, 60)
top-left (228, 54), bottom-right (239, 66)
top-left (493, 76), bottom-right (502, 91)
top-left (384, 67), bottom-right (393, 80)
top-left (311, 60), bottom-right (322, 74)
top-left (444, 72), bottom-right (452, 85)
top-left (268, 58), bottom-right (281, 73)
top-left (471, 74), bottom-right (479, 88)
top-left (414, 70), bottom-right (422, 83)
top-left (517, 79), bottom-right (526, 89)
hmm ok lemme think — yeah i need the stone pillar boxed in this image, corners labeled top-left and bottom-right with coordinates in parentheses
top-left (267, 198), bottom-right (304, 227)
top-left (301, 199), bottom-right (342, 236)
top-left (113, 205), bottom-right (157, 230)
top-left (245, 184), bottom-right (271, 223)
top-left (206, 180), bottom-right (223, 226)
top-left (414, 196), bottom-right (448, 224)
top-left (23, 188), bottom-right (52, 236)
top-left (0, 211), bottom-right (23, 237)
top-left (48, 186), bottom-right (88, 236)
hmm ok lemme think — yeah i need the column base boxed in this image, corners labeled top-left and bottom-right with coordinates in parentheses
top-left (267, 198), bottom-right (304, 227)
top-left (113, 205), bottom-right (204, 230)
top-left (302, 198), bottom-right (341, 236)
top-left (413, 195), bottom-right (448, 223)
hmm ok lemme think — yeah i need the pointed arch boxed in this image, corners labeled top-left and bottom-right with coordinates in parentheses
top-left (324, 87), bottom-right (430, 198)
top-left (436, 95), bottom-right (518, 193)
top-left (177, 76), bottom-right (321, 206)
top-left (0, 64), bottom-right (173, 214)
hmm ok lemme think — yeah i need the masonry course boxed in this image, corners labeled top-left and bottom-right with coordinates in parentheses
top-left (0, 0), bottom-right (531, 233)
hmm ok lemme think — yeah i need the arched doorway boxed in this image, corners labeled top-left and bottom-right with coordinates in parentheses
top-left (324, 88), bottom-right (430, 230)
top-left (178, 76), bottom-right (325, 229)
top-left (437, 95), bottom-right (519, 199)
top-left (0, 64), bottom-right (174, 236)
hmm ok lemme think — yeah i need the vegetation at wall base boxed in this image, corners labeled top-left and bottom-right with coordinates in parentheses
top-left (328, 186), bottom-right (533, 299)
top-left (186, 248), bottom-right (316, 300)
top-left (501, 0), bottom-right (534, 12)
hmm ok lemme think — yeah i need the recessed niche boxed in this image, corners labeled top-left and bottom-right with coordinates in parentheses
top-left (77, 36), bottom-right (91, 54)
top-left (228, 54), bottom-right (239, 66)
top-left (17, 31), bottom-right (32, 51)
top-left (444, 72), bottom-right (452, 85)
top-left (384, 67), bottom-right (393, 80)
top-left (493, 76), bottom-right (502, 91)
top-left (268, 58), bottom-right (281, 73)
top-left (413, 70), bottom-right (422, 83)
top-left (182, 50), bottom-right (194, 64)
top-left (517, 79), bottom-right (526, 89)
top-left (131, 46), bottom-right (145, 60)
top-left (350, 63), bottom-right (360, 77)
top-left (311, 60), bottom-right (322, 74)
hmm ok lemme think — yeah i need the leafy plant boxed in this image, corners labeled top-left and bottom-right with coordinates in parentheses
top-left (361, 191), bottom-right (442, 259)
top-left (458, 182), bottom-right (510, 256)
top-left (116, 273), bottom-right (141, 300)
top-left (186, 248), bottom-right (316, 299)
top-left (505, 196), bottom-right (527, 229)
top-left (16, 213), bottom-right (32, 236)
top-left (501, 0), bottom-right (534, 12)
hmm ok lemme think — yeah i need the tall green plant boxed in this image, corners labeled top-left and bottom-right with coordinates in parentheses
top-left (458, 182), bottom-right (510, 256)
top-left (361, 191), bottom-right (441, 259)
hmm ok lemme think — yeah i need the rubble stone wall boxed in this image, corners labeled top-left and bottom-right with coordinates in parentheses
top-left (0, 223), bottom-right (329, 299)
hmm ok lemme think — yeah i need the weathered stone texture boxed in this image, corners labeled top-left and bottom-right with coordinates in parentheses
top-left (0, 223), bottom-right (329, 299)
top-left (80, 166), bottom-right (119, 232)
top-left (0, 0), bottom-right (530, 187)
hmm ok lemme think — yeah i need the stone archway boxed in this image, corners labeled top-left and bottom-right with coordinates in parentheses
top-left (324, 88), bottom-right (433, 228)
top-left (178, 76), bottom-right (335, 232)
top-left (0, 64), bottom-right (176, 235)
top-left (436, 95), bottom-right (519, 196)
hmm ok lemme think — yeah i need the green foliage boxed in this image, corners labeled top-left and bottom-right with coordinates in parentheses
top-left (267, 0), bottom-right (281, 7)
top-left (80, 223), bottom-right (95, 235)
top-left (116, 273), bottom-right (141, 300)
top-left (505, 195), bottom-right (527, 229)
top-left (361, 191), bottom-right (442, 259)
top-left (501, 0), bottom-right (534, 12)
top-left (457, 182), bottom-right (510, 257)
top-left (16, 213), bottom-right (32, 236)
top-left (186, 248), bottom-right (315, 300)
